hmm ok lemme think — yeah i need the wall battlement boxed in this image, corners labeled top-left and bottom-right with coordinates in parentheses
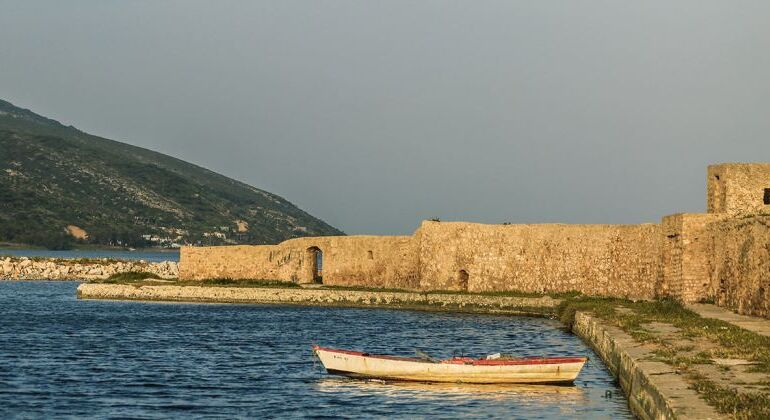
top-left (180, 163), bottom-right (770, 317)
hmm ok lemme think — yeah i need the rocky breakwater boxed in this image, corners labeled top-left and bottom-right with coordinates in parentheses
top-left (0, 257), bottom-right (178, 281)
top-left (77, 284), bottom-right (560, 315)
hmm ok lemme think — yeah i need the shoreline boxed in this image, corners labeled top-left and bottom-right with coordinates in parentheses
top-left (76, 283), bottom-right (560, 316)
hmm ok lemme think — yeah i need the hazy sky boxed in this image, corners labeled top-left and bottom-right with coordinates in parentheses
top-left (2, 1), bottom-right (769, 234)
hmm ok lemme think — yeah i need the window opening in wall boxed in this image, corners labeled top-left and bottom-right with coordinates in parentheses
top-left (367, 250), bottom-right (373, 260)
top-left (764, 188), bottom-right (770, 205)
top-left (458, 270), bottom-right (469, 292)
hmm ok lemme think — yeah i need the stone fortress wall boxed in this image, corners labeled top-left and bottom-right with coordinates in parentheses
top-left (180, 235), bottom-right (420, 289)
top-left (180, 163), bottom-right (770, 317)
top-left (416, 221), bottom-right (661, 299)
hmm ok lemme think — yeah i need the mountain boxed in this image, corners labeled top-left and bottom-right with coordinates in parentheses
top-left (0, 99), bottom-right (343, 249)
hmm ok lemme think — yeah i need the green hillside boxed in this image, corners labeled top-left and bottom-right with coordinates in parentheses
top-left (0, 99), bottom-right (343, 249)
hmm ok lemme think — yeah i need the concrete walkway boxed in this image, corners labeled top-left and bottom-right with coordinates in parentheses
top-left (687, 303), bottom-right (770, 338)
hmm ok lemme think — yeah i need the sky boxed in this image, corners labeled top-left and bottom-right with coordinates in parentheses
top-left (1, 1), bottom-right (769, 235)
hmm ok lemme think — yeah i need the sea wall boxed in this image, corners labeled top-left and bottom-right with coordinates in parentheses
top-left (0, 256), bottom-right (178, 280)
top-left (77, 283), bottom-right (559, 315)
top-left (417, 221), bottom-right (661, 299)
top-left (572, 311), bottom-right (720, 419)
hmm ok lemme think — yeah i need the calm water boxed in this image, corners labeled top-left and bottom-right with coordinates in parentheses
top-left (0, 249), bottom-right (179, 262)
top-left (0, 282), bottom-right (631, 419)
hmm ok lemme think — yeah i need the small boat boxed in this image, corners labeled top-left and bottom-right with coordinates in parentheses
top-left (312, 346), bottom-right (587, 385)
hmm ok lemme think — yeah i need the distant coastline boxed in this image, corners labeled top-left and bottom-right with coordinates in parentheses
top-left (0, 248), bottom-right (179, 264)
top-left (0, 243), bottom-right (180, 252)
top-left (0, 255), bottom-right (177, 281)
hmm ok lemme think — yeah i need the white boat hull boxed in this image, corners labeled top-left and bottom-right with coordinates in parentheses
top-left (313, 346), bottom-right (587, 385)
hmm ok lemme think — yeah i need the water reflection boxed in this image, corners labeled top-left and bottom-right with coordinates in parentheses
top-left (315, 377), bottom-right (587, 403)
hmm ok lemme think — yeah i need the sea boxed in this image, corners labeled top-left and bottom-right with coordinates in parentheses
top-left (0, 281), bottom-right (632, 419)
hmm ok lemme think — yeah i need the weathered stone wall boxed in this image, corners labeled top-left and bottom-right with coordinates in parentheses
top-left (181, 221), bottom-right (661, 298)
top-left (176, 163), bottom-right (770, 316)
top-left (657, 215), bottom-right (683, 299)
top-left (657, 212), bottom-right (770, 313)
top-left (417, 221), bottom-right (661, 298)
top-left (180, 236), bottom-right (420, 289)
top-left (180, 244), bottom-right (295, 281)
top-left (708, 163), bottom-right (770, 215)
top-left (705, 215), bottom-right (770, 318)
top-left (0, 257), bottom-right (178, 280)
top-left (657, 213), bottom-right (721, 303)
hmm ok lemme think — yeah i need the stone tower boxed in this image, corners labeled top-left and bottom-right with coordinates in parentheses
top-left (707, 163), bottom-right (770, 215)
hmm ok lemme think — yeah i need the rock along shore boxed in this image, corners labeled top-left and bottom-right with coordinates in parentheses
top-left (0, 257), bottom-right (178, 281)
top-left (76, 283), bottom-right (560, 315)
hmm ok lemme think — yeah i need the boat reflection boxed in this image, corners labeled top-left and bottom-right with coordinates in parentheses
top-left (314, 377), bottom-right (587, 403)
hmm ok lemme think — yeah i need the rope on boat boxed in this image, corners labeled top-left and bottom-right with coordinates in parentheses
top-left (311, 343), bottom-right (324, 376)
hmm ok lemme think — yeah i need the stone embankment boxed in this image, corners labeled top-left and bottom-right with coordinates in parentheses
top-left (76, 283), bottom-right (560, 315)
top-left (0, 257), bottom-right (178, 280)
top-left (572, 312), bottom-right (721, 420)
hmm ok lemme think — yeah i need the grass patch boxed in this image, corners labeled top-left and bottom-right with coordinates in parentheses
top-left (65, 257), bottom-right (131, 265)
top-left (689, 374), bottom-right (770, 419)
top-left (103, 271), bottom-right (161, 283)
top-left (100, 277), bottom-right (302, 289)
top-left (320, 285), bottom-right (414, 293)
top-left (653, 348), bottom-right (713, 367)
top-left (558, 296), bottom-right (770, 372)
top-left (299, 285), bottom-right (577, 299)
top-left (423, 289), bottom-right (580, 299)
top-left (195, 278), bottom-right (301, 288)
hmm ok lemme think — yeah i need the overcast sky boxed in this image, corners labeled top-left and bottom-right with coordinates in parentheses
top-left (2, 1), bottom-right (769, 235)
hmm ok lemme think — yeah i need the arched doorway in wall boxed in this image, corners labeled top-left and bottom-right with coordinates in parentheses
top-left (458, 270), bottom-right (469, 292)
top-left (307, 246), bottom-right (323, 284)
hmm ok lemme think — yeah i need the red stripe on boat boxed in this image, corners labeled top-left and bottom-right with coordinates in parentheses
top-left (312, 346), bottom-right (587, 366)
